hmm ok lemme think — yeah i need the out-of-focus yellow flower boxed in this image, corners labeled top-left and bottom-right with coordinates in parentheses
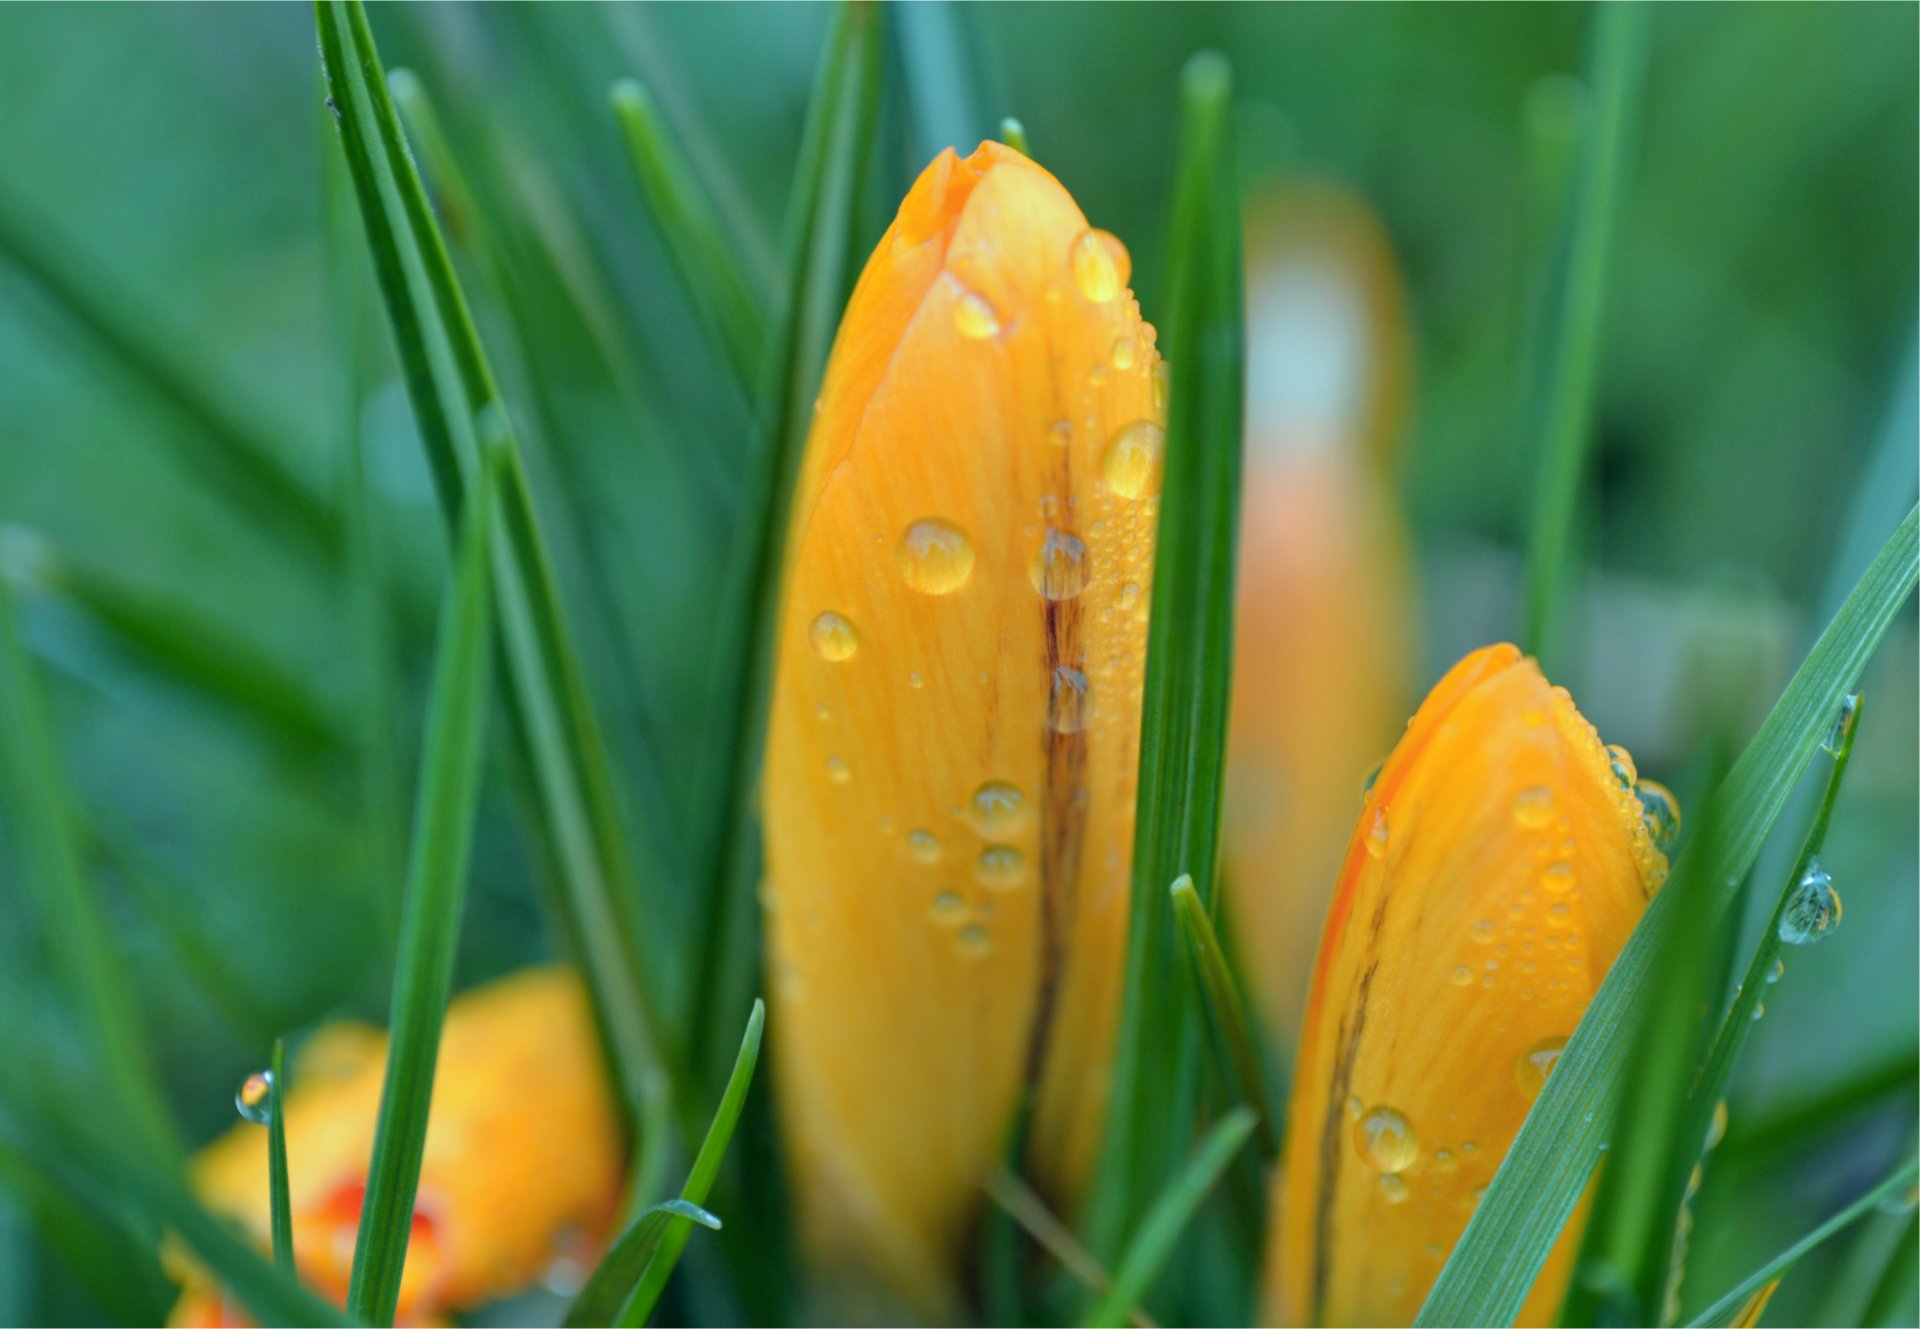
top-left (1224, 181), bottom-right (1416, 1046)
top-left (1265, 644), bottom-right (1670, 1327)
top-left (167, 968), bottom-right (622, 1327)
top-left (762, 140), bottom-right (1164, 1314)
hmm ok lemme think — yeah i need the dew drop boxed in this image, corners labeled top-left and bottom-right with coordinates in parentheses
top-left (1070, 229), bottom-right (1130, 303)
top-left (1378, 1174), bottom-right (1410, 1205)
top-left (955, 924), bottom-right (993, 959)
top-left (897, 518), bottom-right (976, 595)
top-left (1434, 1148), bottom-right (1457, 1174)
top-left (1102, 420), bottom-right (1166, 499)
top-left (1606, 744), bottom-right (1638, 790)
top-left (1050, 419), bottom-right (1073, 449)
top-left (1470, 919), bottom-right (1496, 945)
top-left (1636, 779), bottom-right (1682, 854)
top-left (1514, 1037), bottom-right (1567, 1101)
top-left (929, 891), bottom-right (967, 926)
top-left (824, 755), bottom-right (851, 784)
top-left (909, 672), bottom-right (925, 689)
top-left (1047, 666), bottom-right (1092, 735)
top-left (1450, 965), bottom-right (1474, 987)
top-left (1823, 694), bottom-right (1860, 755)
top-left (1345, 1096), bottom-right (1365, 1122)
top-left (953, 289), bottom-right (1001, 339)
top-left (1541, 862), bottom-right (1574, 894)
top-left (1111, 335), bottom-right (1138, 370)
top-left (808, 612), bottom-right (858, 662)
top-left (1361, 759), bottom-right (1385, 799)
top-left (1546, 902), bottom-right (1572, 925)
top-left (1364, 809), bottom-right (1390, 861)
top-left (1778, 861), bottom-right (1841, 945)
top-left (969, 782), bottom-right (1029, 838)
top-left (1353, 1105), bottom-right (1419, 1173)
top-left (908, 829), bottom-right (942, 864)
top-left (977, 845), bottom-right (1027, 890)
top-left (236, 1071), bottom-right (274, 1125)
top-left (1513, 785), bottom-right (1555, 829)
top-left (1153, 361), bottom-right (1170, 411)
top-left (1765, 958), bottom-right (1784, 984)
top-left (1030, 529), bottom-right (1090, 600)
top-left (1706, 1100), bottom-right (1729, 1151)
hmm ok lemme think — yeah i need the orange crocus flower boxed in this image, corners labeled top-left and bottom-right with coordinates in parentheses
top-left (762, 141), bottom-right (1164, 1314)
top-left (167, 968), bottom-right (622, 1326)
top-left (1224, 181), bottom-right (1416, 1047)
top-left (1266, 644), bottom-right (1670, 1327)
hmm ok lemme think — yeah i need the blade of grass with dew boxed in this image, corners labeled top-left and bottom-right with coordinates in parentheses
top-left (1080, 1107), bottom-right (1257, 1329)
top-left (1519, 2), bottom-right (1647, 668)
top-left (1559, 734), bottom-right (1736, 1326)
top-left (0, 577), bottom-right (175, 1160)
top-left (1085, 50), bottom-right (1244, 1264)
top-left (268, 1039), bottom-right (293, 1275)
top-left (1170, 875), bottom-right (1279, 1160)
top-left (614, 998), bottom-right (766, 1327)
top-left (315, 0), bottom-right (671, 1152)
top-left (893, 0), bottom-right (984, 162)
top-left (563, 1200), bottom-right (721, 1329)
top-left (1684, 1149), bottom-right (1920, 1328)
top-left (610, 77), bottom-right (769, 393)
top-left (1416, 504), bottom-right (1919, 1328)
top-left (688, 0), bottom-right (882, 1095)
top-left (345, 424), bottom-right (495, 1328)
top-left (0, 187), bottom-right (334, 560)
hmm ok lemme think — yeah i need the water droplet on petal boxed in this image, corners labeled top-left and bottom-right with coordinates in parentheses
top-left (1047, 666), bottom-right (1092, 734)
top-left (236, 1071), bottom-right (274, 1125)
top-left (1354, 1105), bottom-right (1419, 1172)
top-left (955, 924), bottom-right (993, 959)
top-left (1637, 779), bottom-right (1682, 853)
top-left (1378, 1174), bottom-right (1410, 1204)
top-left (929, 891), bottom-right (967, 925)
top-left (1050, 419), bottom-right (1073, 449)
top-left (1541, 862), bottom-right (1575, 894)
top-left (968, 781), bottom-right (1029, 838)
top-left (1778, 861), bottom-right (1841, 944)
top-left (1434, 1148), bottom-right (1457, 1174)
top-left (1153, 361), bottom-right (1171, 411)
top-left (1606, 744), bottom-right (1638, 790)
top-left (809, 612), bottom-right (858, 661)
top-left (1102, 420), bottom-right (1166, 499)
top-left (954, 289), bottom-right (1001, 339)
top-left (1514, 1037), bottom-right (1566, 1101)
top-left (1346, 1096), bottom-right (1365, 1122)
top-left (908, 829), bottom-right (942, 864)
top-left (1364, 809), bottom-right (1390, 861)
top-left (1360, 759), bottom-right (1385, 799)
top-left (1470, 919), bottom-right (1496, 945)
top-left (1111, 335), bottom-right (1138, 370)
top-left (824, 755), bottom-right (851, 784)
top-left (977, 845), bottom-right (1026, 890)
top-left (897, 518), bottom-right (976, 594)
top-left (1070, 229), bottom-right (1130, 303)
top-left (1513, 786), bottom-right (1555, 829)
top-left (1450, 965), bottom-right (1473, 986)
top-left (1031, 529), bottom-right (1090, 600)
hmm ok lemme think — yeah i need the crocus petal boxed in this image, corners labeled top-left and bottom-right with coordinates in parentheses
top-left (1225, 182), bottom-right (1416, 1045)
top-left (1266, 644), bottom-right (1669, 1327)
top-left (170, 968), bottom-right (621, 1323)
top-left (764, 141), bottom-right (1163, 1313)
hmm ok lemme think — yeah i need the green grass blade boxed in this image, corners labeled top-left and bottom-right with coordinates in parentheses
top-left (1519, 3), bottom-right (1647, 667)
top-left (1684, 1150), bottom-right (1919, 1328)
top-left (1000, 117), bottom-right (1032, 157)
top-left (1080, 1107), bottom-right (1257, 1329)
top-left (610, 77), bottom-right (769, 393)
top-left (688, 0), bottom-right (882, 1093)
top-left (563, 1200), bottom-right (721, 1329)
top-left (1416, 504), bottom-right (1919, 1328)
top-left (1860, 1209), bottom-right (1920, 1328)
top-left (1086, 50), bottom-right (1244, 1262)
top-left (1170, 875), bottom-right (1279, 1160)
top-left (980, 1166), bottom-right (1147, 1326)
top-left (894, 0), bottom-right (984, 160)
top-left (0, 187), bottom-right (334, 560)
top-left (268, 1039), bottom-right (294, 1275)
top-left (614, 998), bottom-right (766, 1327)
top-left (315, 0), bottom-right (670, 1135)
top-left (345, 430), bottom-right (496, 1327)
top-left (0, 579), bottom-right (175, 1160)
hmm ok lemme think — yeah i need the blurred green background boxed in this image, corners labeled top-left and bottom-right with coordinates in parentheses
top-left (0, 3), bottom-right (1912, 1325)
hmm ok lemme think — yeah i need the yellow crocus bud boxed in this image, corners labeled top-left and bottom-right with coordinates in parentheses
top-left (1224, 181), bottom-right (1416, 1046)
top-left (167, 968), bottom-right (621, 1326)
top-left (1266, 644), bottom-right (1670, 1327)
top-left (762, 141), bottom-right (1165, 1315)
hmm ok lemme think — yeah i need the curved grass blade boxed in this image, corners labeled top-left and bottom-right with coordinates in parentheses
top-left (604, 998), bottom-right (765, 1327)
top-left (315, 0), bottom-right (670, 1142)
top-left (268, 1039), bottom-right (293, 1275)
top-left (688, 0), bottom-right (882, 1095)
top-left (344, 432), bottom-right (496, 1327)
top-left (1086, 50), bottom-right (1244, 1262)
top-left (0, 578), bottom-right (174, 1160)
top-left (0, 188), bottom-right (334, 560)
top-left (1080, 1107), bottom-right (1257, 1329)
top-left (981, 1166), bottom-right (1155, 1329)
top-left (610, 77), bottom-right (769, 393)
top-left (1170, 875), bottom-right (1279, 1160)
top-left (563, 1200), bottom-right (720, 1329)
top-left (1685, 1149), bottom-right (1919, 1328)
top-left (1519, 2), bottom-right (1648, 667)
top-left (1416, 504), bottom-right (1919, 1328)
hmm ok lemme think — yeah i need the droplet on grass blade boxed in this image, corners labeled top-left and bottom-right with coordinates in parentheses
top-left (1778, 861), bottom-right (1841, 945)
top-left (235, 1070), bottom-right (274, 1124)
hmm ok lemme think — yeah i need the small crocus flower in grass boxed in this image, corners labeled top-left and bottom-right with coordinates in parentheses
top-left (762, 141), bottom-right (1164, 1313)
top-left (1223, 182), bottom-right (1416, 1046)
top-left (166, 968), bottom-right (621, 1327)
top-left (1265, 644), bottom-right (1672, 1327)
